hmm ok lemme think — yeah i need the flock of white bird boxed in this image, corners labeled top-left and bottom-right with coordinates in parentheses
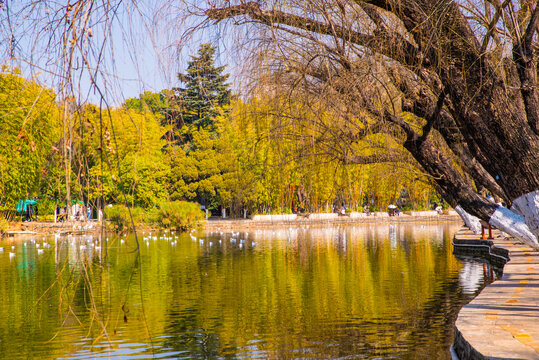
top-left (1, 226), bottom-right (351, 261)
top-left (1, 224), bottom-right (437, 263)
top-left (0, 236), bottom-right (53, 259)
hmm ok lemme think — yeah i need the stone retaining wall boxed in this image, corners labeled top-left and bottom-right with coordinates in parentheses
top-left (451, 227), bottom-right (539, 359)
top-left (452, 328), bottom-right (487, 360)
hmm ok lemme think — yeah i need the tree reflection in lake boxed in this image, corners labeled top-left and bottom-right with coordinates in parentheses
top-left (0, 223), bottom-right (494, 359)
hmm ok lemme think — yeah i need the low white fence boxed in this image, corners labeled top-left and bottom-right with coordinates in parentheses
top-left (307, 213), bottom-right (339, 220)
top-left (349, 212), bottom-right (367, 218)
top-left (403, 210), bottom-right (439, 216)
top-left (250, 214), bottom-right (298, 221)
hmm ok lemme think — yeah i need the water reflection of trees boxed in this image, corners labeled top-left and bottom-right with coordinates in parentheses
top-left (161, 223), bottom-right (466, 358)
top-left (0, 223), bottom-right (478, 358)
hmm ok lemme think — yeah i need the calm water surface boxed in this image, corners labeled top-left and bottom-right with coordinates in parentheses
top-left (0, 223), bottom-right (496, 359)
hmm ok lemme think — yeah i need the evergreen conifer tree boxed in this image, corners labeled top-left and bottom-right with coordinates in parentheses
top-left (177, 43), bottom-right (231, 129)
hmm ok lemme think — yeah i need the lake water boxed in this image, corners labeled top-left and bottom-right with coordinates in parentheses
top-left (0, 223), bottom-right (496, 359)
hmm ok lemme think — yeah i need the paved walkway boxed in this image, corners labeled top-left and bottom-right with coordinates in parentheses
top-left (453, 227), bottom-right (539, 359)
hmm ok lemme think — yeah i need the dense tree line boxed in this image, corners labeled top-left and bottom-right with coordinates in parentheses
top-left (0, 49), bottom-right (440, 218)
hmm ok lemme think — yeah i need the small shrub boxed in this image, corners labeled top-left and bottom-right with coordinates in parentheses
top-left (104, 204), bottom-right (136, 232)
top-left (129, 206), bottom-right (146, 224)
top-left (138, 209), bottom-right (158, 226)
top-left (156, 201), bottom-right (204, 232)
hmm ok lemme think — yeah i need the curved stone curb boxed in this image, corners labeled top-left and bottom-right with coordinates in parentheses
top-left (452, 227), bottom-right (539, 359)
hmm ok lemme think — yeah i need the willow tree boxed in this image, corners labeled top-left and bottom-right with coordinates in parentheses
top-left (201, 0), bottom-right (539, 248)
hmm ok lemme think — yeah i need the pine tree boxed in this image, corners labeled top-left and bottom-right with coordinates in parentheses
top-left (177, 44), bottom-right (231, 129)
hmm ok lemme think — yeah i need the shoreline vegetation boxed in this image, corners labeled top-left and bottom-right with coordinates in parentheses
top-left (2, 209), bottom-right (461, 237)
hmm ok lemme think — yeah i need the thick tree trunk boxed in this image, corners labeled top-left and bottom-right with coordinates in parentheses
top-left (489, 205), bottom-right (539, 250)
top-left (396, 75), bottom-right (510, 202)
top-left (393, 2), bottom-right (539, 200)
top-left (432, 112), bottom-right (508, 202)
top-left (510, 190), bottom-right (539, 243)
top-left (454, 205), bottom-right (481, 234)
top-left (396, 118), bottom-right (539, 249)
top-left (387, 1), bottom-right (539, 243)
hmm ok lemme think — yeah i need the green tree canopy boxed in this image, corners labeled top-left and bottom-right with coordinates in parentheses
top-left (176, 43), bottom-right (231, 129)
top-left (0, 66), bottom-right (61, 205)
top-left (83, 105), bottom-right (168, 208)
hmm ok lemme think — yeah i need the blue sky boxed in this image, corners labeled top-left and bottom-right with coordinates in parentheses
top-left (1, 1), bottom-right (237, 106)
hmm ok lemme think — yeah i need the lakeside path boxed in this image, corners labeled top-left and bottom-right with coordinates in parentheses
top-left (452, 227), bottom-right (539, 359)
top-left (203, 213), bottom-right (461, 231)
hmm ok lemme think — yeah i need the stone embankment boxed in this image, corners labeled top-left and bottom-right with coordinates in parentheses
top-left (452, 227), bottom-right (539, 359)
top-left (205, 210), bottom-right (460, 231)
top-left (5, 220), bottom-right (102, 237)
